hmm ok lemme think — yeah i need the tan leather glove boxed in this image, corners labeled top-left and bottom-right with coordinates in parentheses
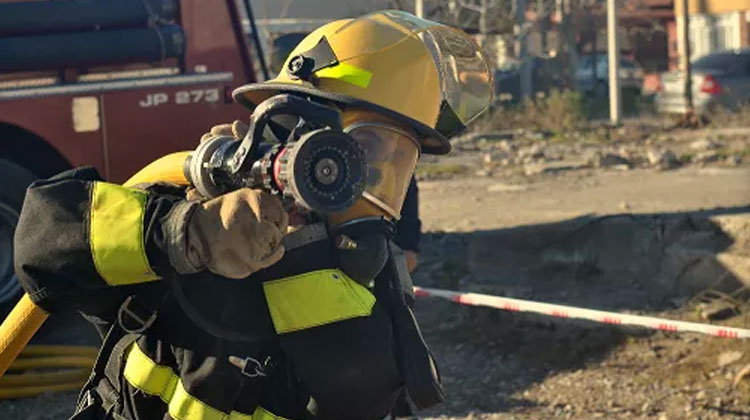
top-left (165, 188), bottom-right (288, 279)
top-left (191, 188), bottom-right (288, 278)
top-left (199, 120), bottom-right (249, 143)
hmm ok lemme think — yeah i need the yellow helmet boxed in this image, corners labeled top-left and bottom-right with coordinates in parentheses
top-left (233, 10), bottom-right (493, 155)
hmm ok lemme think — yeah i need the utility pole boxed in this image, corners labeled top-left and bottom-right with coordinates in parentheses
top-left (517, 0), bottom-right (532, 99)
top-left (478, 0), bottom-right (488, 50)
top-left (679, 0), bottom-right (694, 118)
top-left (607, 0), bottom-right (621, 125)
top-left (415, 0), bottom-right (424, 18)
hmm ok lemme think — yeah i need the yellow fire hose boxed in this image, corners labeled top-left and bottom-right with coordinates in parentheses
top-left (0, 152), bottom-right (190, 399)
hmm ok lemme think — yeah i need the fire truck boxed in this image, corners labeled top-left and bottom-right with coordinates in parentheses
top-left (0, 0), bottom-right (265, 312)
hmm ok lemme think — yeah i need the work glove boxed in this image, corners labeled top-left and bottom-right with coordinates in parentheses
top-left (199, 120), bottom-right (249, 143)
top-left (165, 188), bottom-right (289, 279)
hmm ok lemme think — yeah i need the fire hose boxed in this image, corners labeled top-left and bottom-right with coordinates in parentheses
top-left (0, 152), bottom-right (191, 399)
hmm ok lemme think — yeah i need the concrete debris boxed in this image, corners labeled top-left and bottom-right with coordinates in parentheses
top-left (717, 351), bottom-right (743, 368)
top-left (726, 155), bottom-right (743, 166)
top-left (494, 139), bottom-right (514, 153)
top-left (732, 364), bottom-right (750, 388)
top-left (523, 160), bottom-right (588, 176)
top-left (647, 148), bottom-right (680, 170)
top-left (698, 301), bottom-right (736, 321)
top-left (588, 152), bottom-right (631, 168)
top-left (694, 151), bottom-right (721, 164)
top-left (689, 139), bottom-right (721, 152)
top-left (518, 144), bottom-right (545, 160)
top-left (487, 183), bottom-right (529, 192)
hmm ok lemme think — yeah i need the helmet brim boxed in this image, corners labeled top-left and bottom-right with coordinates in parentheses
top-left (233, 82), bottom-right (452, 155)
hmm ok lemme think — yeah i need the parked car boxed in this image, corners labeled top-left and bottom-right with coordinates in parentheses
top-left (493, 56), bottom-right (566, 104)
top-left (576, 54), bottom-right (644, 95)
top-left (656, 49), bottom-right (750, 115)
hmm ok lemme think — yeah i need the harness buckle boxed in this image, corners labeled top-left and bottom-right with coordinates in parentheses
top-left (228, 355), bottom-right (273, 378)
top-left (117, 296), bottom-right (157, 334)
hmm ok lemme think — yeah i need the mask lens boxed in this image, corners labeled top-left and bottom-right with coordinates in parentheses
top-left (347, 124), bottom-right (419, 219)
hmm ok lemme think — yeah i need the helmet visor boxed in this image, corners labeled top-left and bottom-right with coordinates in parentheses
top-left (346, 123), bottom-right (419, 219)
top-left (326, 10), bottom-right (492, 134)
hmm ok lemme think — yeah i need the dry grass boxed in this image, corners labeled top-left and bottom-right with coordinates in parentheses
top-left (707, 104), bottom-right (750, 128)
top-left (415, 163), bottom-right (469, 180)
top-left (477, 90), bottom-right (587, 135)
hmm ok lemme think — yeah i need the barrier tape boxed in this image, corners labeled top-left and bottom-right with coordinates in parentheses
top-left (413, 286), bottom-right (750, 339)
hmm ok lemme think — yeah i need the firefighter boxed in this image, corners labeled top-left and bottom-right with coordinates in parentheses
top-left (14, 11), bottom-right (491, 420)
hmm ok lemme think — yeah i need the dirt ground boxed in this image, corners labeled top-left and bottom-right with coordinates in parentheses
top-left (1, 126), bottom-right (749, 419)
top-left (413, 163), bottom-right (750, 420)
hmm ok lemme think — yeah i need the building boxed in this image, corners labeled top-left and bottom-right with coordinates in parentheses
top-left (675, 0), bottom-right (750, 60)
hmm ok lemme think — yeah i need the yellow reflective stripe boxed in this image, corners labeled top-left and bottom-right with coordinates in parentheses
top-left (263, 269), bottom-right (376, 334)
top-left (90, 182), bottom-right (159, 285)
top-left (123, 340), bottom-right (177, 397)
top-left (123, 343), bottom-right (291, 420)
top-left (315, 62), bottom-right (372, 88)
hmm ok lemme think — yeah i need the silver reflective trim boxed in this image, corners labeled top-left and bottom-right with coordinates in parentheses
top-left (362, 191), bottom-right (400, 221)
top-left (0, 72), bottom-right (234, 101)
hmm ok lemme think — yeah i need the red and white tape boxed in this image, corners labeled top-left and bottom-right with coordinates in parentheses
top-left (413, 286), bottom-right (750, 339)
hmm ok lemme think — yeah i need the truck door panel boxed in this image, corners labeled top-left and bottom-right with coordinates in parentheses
top-left (101, 80), bottom-right (247, 183)
top-left (0, 95), bottom-right (105, 174)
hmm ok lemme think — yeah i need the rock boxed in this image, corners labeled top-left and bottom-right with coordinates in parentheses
top-left (647, 149), bottom-right (680, 170)
top-left (523, 160), bottom-right (588, 176)
top-left (695, 390), bottom-right (707, 400)
top-left (518, 144), bottom-right (545, 160)
top-left (733, 364), bottom-right (750, 387)
top-left (658, 414), bottom-right (669, 420)
top-left (522, 155), bottom-right (539, 165)
top-left (694, 151), bottom-right (721, 164)
top-left (726, 155), bottom-right (742, 166)
top-left (589, 152), bottom-right (631, 168)
top-left (717, 351), bottom-right (743, 368)
top-left (487, 183), bottom-right (529, 192)
top-left (620, 201), bottom-right (631, 210)
top-left (483, 153), bottom-right (493, 165)
top-left (474, 169), bottom-right (491, 177)
top-left (495, 140), bottom-right (514, 153)
top-left (698, 300), bottom-right (737, 321)
top-left (690, 139), bottom-right (721, 152)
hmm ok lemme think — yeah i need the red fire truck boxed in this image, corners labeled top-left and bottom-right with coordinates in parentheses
top-left (0, 0), bottom-right (264, 311)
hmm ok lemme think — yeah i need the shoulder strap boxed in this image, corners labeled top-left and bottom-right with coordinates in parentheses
top-left (75, 289), bottom-right (168, 414)
top-left (375, 243), bottom-right (444, 410)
